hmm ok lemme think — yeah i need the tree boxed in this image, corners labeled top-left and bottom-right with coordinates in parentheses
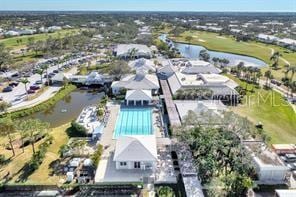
top-left (128, 48), bottom-right (139, 60)
top-left (270, 51), bottom-right (280, 70)
top-left (0, 101), bottom-right (11, 112)
top-left (289, 65), bottom-right (296, 82)
top-left (16, 120), bottom-right (29, 153)
top-left (264, 70), bottom-right (272, 88)
top-left (23, 119), bottom-right (49, 154)
top-left (109, 60), bottom-right (131, 80)
top-left (41, 64), bottom-right (49, 84)
top-left (0, 117), bottom-right (16, 157)
top-left (199, 49), bottom-right (210, 62)
top-left (0, 43), bottom-right (12, 76)
top-left (185, 35), bottom-right (193, 46)
top-left (36, 69), bottom-right (44, 84)
top-left (20, 78), bottom-right (30, 99)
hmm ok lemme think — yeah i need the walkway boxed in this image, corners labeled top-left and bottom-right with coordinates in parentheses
top-left (159, 80), bottom-right (181, 127)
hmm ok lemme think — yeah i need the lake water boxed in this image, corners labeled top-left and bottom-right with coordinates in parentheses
top-left (159, 34), bottom-right (267, 67)
top-left (30, 89), bottom-right (104, 127)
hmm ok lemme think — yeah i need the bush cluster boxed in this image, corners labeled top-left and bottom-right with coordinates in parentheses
top-left (91, 144), bottom-right (103, 167)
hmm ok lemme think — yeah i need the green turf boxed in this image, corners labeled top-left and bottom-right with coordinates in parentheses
top-left (0, 29), bottom-right (80, 49)
top-left (227, 74), bottom-right (296, 144)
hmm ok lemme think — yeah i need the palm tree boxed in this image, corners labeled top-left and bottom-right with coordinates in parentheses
top-left (289, 65), bottom-right (296, 82)
top-left (270, 51), bottom-right (280, 70)
top-left (283, 64), bottom-right (290, 79)
top-left (264, 70), bottom-right (272, 88)
top-left (36, 69), bottom-right (44, 84)
top-left (128, 48), bottom-right (139, 60)
top-left (41, 64), bottom-right (49, 85)
top-left (20, 78), bottom-right (30, 99)
top-left (237, 62), bottom-right (244, 78)
top-left (0, 117), bottom-right (16, 157)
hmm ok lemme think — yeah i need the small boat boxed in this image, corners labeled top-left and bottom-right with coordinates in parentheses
top-left (61, 109), bottom-right (67, 113)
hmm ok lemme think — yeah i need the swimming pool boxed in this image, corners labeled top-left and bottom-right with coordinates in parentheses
top-left (114, 107), bottom-right (153, 138)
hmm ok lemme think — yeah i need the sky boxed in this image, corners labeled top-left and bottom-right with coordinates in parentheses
top-left (0, 0), bottom-right (295, 12)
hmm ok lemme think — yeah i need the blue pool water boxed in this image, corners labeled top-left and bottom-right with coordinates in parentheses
top-left (114, 107), bottom-right (153, 138)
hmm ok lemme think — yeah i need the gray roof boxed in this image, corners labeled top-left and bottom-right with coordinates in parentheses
top-left (112, 73), bottom-right (159, 90)
top-left (182, 65), bottom-right (221, 74)
top-left (115, 44), bottom-right (152, 57)
top-left (167, 74), bottom-right (238, 96)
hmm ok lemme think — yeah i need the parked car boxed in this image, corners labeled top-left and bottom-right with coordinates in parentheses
top-left (9, 81), bottom-right (19, 87)
top-left (271, 79), bottom-right (282, 86)
top-left (285, 154), bottom-right (296, 162)
top-left (27, 89), bottom-right (36, 94)
top-left (53, 70), bottom-right (59, 74)
top-left (2, 86), bottom-right (13, 92)
top-left (30, 85), bottom-right (40, 90)
top-left (35, 80), bottom-right (42, 85)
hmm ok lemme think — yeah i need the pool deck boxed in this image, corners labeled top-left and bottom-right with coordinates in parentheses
top-left (95, 102), bottom-right (175, 183)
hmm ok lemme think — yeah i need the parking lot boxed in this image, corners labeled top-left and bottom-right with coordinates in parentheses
top-left (0, 53), bottom-right (97, 109)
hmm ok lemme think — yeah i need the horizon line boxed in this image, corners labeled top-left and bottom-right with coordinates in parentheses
top-left (0, 10), bottom-right (295, 13)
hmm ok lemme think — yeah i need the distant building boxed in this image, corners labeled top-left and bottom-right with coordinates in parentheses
top-left (257, 34), bottom-right (279, 44)
top-left (278, 38), bottom-right (296, 51)
top-left (4, 30), bottom-right (20, 37)
top-left (47, 26), bottom-right (62, 32)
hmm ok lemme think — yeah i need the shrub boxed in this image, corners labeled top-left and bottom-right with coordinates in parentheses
top-left (91, 144), bottom-right (103, 167)
top-left (66, 121), bottom-right (87, 137)
top-left (0, 154), bottom-right (6, 165)
top-left (156, 186), bottom-right (175, 197)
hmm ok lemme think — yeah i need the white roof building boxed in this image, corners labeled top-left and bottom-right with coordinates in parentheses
top-left (275, 190), bottom-right (296, 197)
top-left (257, 34), bottom-right (279, 42)
top-left (113, 136), bottom-right (157, 170)
top-left (181, 60), bottom-right (221, 74)
top-left (4, 30), bottom-right (20, 36)
top-left (125, 90), bottom-right (152, 102)
top-left (175, 100), bottom-right (227, 123)
top-left (167, 72), bottom-right (238, 96)
top-left (128, 58), bottom-right (156, 72)
top-left (114, 135), bottom-right (157, 162)
top-left (115, 44), bottom-right (152, 59)
top-left (111, 71), bottom-right (159, 95)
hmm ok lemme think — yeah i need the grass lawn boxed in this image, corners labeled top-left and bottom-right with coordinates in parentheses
top-left (0, 29), bottom-right (80, 49)
top-left (165, 29), bottom-right (296, 81)
top-left (227, 74), bottom-right (296, 144)
top-left (0, 123), bottom-right (69, 184)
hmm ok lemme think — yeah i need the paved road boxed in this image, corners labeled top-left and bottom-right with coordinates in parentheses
top-left (1, 54), bottom-right (97, 110)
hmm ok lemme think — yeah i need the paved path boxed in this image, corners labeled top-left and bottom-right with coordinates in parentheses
top-left (95, 104), bottom-right (119, 182)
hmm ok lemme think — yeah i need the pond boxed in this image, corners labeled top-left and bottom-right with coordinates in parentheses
top-left (159, 34), bottom-right (267, 67)
top-left (30, 89), bottom-right (105, 128)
